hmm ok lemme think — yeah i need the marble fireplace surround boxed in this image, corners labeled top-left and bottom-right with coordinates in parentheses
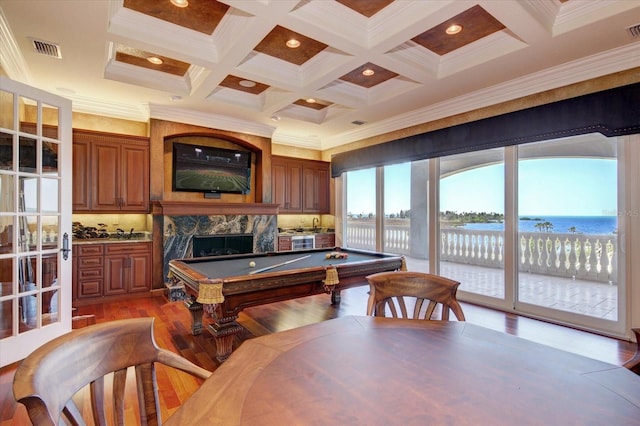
top-left (152, 202), bottom-right (279, 282)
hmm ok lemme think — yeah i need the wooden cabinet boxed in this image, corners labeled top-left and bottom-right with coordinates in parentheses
top-left (272, 157), bottom-right (303, 212)
top-left (272, 156), bottom-right (330, 214)
top-left (73, 129), bottom-right (149, 213)
top-left (74, 244), bottom-right (104, 300)
top-left (73, 242), bottom-right (151, 302)
top-left (315, 233), bottom-right (335, 249)
top-left (303, 163), bottom-right (330, 213)
top-left (104, 243), bottom-right (151, 296)
top-left (72, 139), bottom-right (91, 211)
top-left (278, 236), bottom-right (292, 251)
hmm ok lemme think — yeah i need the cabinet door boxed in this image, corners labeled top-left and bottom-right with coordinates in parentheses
top-left (287, 163), bottom-right (303, 212)
top-left (91, 142), bottom-right (120, 211)
top-left (120, 144), bottom-right (149, 211)
top-left (278, 236), bottom-right (292, 251)
top-left (315, 234), bottom-right (335, 248)
top-left (128, 252), bottom-right (151, 293)
top-left (302, 163), bottom-right (330, 213)
top-left (272, 158), bottom-right (303, 212)
top-left (72, 140), bottom-right (90, 211)
top-left (104, 255), bottom-right (127, 295)
top-left (302, 167), bottom-right (317, 212)
top-left (272, 161), bottom-right (288, 210)
top-left (315, 166), bottom-right (330, 213)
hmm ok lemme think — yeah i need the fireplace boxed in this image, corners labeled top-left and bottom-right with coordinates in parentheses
top-left (192, 234), bottom-right (253, 257)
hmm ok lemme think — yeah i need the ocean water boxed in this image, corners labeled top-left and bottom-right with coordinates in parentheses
top-left (462, 216), bottom-right (617, 235)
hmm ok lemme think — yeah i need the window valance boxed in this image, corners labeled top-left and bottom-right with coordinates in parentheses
top-left (330, 82), bottom-right (640, 177)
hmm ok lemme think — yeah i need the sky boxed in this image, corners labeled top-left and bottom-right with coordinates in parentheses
top-left (347, 158), bottom-right (617, 217)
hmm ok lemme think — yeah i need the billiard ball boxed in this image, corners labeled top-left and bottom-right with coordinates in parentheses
top-left (249, 261), bottom-right (256, 268)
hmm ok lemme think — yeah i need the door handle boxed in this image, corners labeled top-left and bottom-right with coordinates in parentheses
top-left (61, 232), bottom-right (71, 260)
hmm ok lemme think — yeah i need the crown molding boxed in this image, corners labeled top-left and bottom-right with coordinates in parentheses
top-left (0, 8), bottom-right (32, 83)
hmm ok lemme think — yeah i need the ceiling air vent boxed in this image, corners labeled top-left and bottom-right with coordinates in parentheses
top-left (351, 120), bottom-right (366, 125)
top-left (626, 23), bottom-right (640, 40)
top-left (30, 38), bottom-right (62, 58)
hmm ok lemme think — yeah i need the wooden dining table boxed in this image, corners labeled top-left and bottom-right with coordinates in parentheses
top-left (165, 316), bottom-right (640, 425)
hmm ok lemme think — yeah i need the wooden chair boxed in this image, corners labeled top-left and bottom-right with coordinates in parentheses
top-left (623, 328), bottom-right (640, 375)
top-left (13, 317), bottom-right (212, 426)
top-left (366, 271), bottom-right (466, 321)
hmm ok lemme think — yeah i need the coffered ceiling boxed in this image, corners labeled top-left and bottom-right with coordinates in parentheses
top-left (1, 0), bottom-right (639, 150)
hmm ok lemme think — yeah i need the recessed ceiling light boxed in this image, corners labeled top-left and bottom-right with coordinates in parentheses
top-left (147, 56), bottom-right (163, 65)
top-left (239, 80), bottom-right (257, 88)
top-left (170, 95), bottom-right (182, 101)
top-left (171, 0), bottom-right (189, 7)
top-left (362, 69), bottom-right (375, 76)
top-left (271, 115), bottom-right (281, 122)
top-left (286, 39), bottom-right (301, 48)
top-left (306, 98), bottom-right (316, 103)
top-left (446, 24), bottom-right (463, 35)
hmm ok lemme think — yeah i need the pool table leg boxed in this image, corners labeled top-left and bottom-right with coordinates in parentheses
top-left (331, 289), bottom-right (342, 304)
top-left (184, 297), bottom-right (203, 335)
top-left (207, 319), bottom-right (244, 363)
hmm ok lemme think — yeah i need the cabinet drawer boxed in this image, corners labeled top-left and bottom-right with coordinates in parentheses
top-left (77, 244), bottom-right (104, 256)
top-left (77, 279), bottom-right (103, 298)
top-left (78, 256), bottom-right (103, 268)
top-left (79, 268), bottom-right (103, 279)
top-left (105, 242), bottom-right (151, 255)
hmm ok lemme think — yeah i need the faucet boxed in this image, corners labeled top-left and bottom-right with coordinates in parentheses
top-left (313, 217), bottom-right (319, 232)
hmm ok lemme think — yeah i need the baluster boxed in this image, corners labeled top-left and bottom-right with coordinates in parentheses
top-left (584, 239), bottom-right (592, 273)
top-left (463, 234), bottom-right (468, 258)
top-left (537, 237), bottom-right (543, 267)
top-left (545, 237), bottom-right (552, 268)
top-left (595, 239), bottom-right (603, 274)
top-left (554, 237), bottom-right (562, 269)
top-left (490, 235), bottom-right (495, 261)
top-left (564, 238), bottom-right (571, 271)
top-left (470, 235), bottom-right (476, 259)
top-left (574, 238), bottom-right (582, 274)
top-left (605, 239), bottom-right (614, 278)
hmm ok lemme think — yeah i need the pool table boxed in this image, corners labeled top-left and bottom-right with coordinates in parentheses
top-left (168, 247), bottom-right (405, 362)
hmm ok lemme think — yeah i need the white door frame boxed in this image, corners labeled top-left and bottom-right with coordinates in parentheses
top-left (0, 76), bottom-right (72, 366)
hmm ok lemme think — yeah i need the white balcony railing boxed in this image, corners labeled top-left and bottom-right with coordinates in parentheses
top-left (346, 221), bottom-right (617, 284)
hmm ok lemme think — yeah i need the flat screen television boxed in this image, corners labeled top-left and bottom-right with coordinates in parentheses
top-left (172, 142), bottom-right (252, 194)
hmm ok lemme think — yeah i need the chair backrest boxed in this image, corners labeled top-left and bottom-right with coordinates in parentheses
top-left (623, 328), bottom-right (640, 375)
top-left (366, 271), bottom-right (466, 321)
top-left (13, 317), bottom-right (212, 426)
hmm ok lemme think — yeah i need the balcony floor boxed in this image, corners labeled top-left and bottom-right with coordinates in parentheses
top-left (404, 258), bottom-right (618, 321)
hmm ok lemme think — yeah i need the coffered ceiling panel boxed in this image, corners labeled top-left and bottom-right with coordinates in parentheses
top-left (1, 0), bottom-right (638, 149)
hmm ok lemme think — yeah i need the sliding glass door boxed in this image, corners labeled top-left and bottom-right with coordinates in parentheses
top-left (438, 149), bottom-right (506, 304)
top-left (515, 134), bottom-right (623, 334)
top-left (341, 133), bottom-right (629, 336)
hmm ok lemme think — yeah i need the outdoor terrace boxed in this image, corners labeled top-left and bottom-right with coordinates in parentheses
top-left (346, 221), bottom-right (618, 320)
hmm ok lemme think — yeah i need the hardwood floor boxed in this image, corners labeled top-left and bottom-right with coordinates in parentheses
top-left (2, 286), bottom-right (637, 425)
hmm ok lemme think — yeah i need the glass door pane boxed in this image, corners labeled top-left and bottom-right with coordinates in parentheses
top-left (345, 168), bottom-right (377, 251)
top-left (384, 160), bottom-right (430, 271)
top-left (439, 149), bottom-right (505, 301)
top-left (516, 135), bottom-right (619, 326)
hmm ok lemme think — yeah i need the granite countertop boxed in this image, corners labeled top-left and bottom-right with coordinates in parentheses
top-left (73, 232), bottom-right (152, 244)
top-left (278, 228), bottom-right (335, 236)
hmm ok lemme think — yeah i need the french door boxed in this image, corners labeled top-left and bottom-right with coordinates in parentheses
top-left (0, 77), bottom-right (72, 366)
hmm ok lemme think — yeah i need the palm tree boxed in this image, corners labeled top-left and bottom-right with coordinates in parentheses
top-left (568, 226), bottom-right (577, 233)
